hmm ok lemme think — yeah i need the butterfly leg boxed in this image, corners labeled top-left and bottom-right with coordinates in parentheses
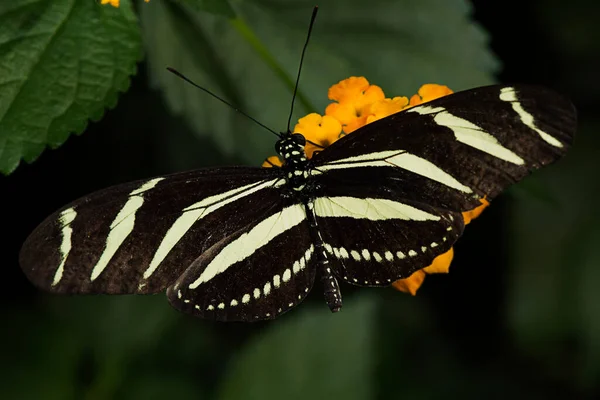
top-left (305, 201), bottom-right (343, 312)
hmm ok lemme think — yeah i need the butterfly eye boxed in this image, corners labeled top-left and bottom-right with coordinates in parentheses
top-left (292, 134), bottom-right (306, 146)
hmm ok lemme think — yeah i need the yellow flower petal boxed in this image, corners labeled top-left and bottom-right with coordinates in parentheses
top-left (366, 96), bottom-right (410, 124)
top-left (462, 198), bottom-right (490, 225)
top-left (326, 77), bottom-right (385, 134)
top-left (293, 113), bottom-right (342, 158)
top-left (101, 0), bottom-right (149, 7)
top-left (408, 84), bottom-right (453, 107)
top-left (392, 248), bottom-right (454, 295)
top-left (392, 270), bottom-right (426, 296)
top-left (422, 247), bottom-right (454, 274)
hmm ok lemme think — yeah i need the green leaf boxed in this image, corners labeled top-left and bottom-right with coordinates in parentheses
top-left (0, 0), bottom-right (142, 175)
top-left (175, 0), bottom-right (236, 18)
top-left (217, 295), bottom-right (377, 400)
top-left (141, 0), bottom-right (498, 168)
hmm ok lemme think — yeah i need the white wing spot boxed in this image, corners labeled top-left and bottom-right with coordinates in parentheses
top-left (351, 250), bottom-right (361, 261)
top-left (408, 250), bottom-right (418, 257)
top-left (282, 269), bottom-right (292, 282)
top-left (242, 294), bottom-right (251, 304)
top-left (263, 282), bottom-right (271, 296)
top-left (373, 252), bottom-right (383, 262)
top-left (207, 305), bottom-right (215, 311)
top-left (339, 247), bottom-right (349, 259)
top-left (293, 260), bottom-right (301, 274)
top-left (361, 249), bottom-right (371, 261)
top-left (431, 242), bottom-right (438, 248)
top-left (384, 251), bottom-right (394, 261)
top-left (396, 251), bottom-right (406, 259)
top-left (421, 246), bottom-right (427, 253)
top-left (253, 288), bottom-right (261, 299)
top-left (333, 247), bottom-right (341, 258)
top-left (218, 303), bottom-right (225, 309)
top-left (273, 274), bottom-right (281, 288)
top-left (230, 299), bottom-right (238, 307)
top-left (299, 257), bottom-right (306, 270)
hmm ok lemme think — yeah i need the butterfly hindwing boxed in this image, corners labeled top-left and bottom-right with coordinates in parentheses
top-left (20, 167), bottom-right (285, 295)
top-left (167, 203), bottom-right (316, 321)
top-left (309, 196), bottom-right (464, 286)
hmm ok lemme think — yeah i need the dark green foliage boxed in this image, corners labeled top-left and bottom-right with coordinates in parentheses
top-left (2, 0), bottom-right (599, 399)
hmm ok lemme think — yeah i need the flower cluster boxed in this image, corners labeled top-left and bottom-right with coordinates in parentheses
top-left (264, 77), bottom-right (488, 295)
top-left (100, 0), bottom-right (149, 7)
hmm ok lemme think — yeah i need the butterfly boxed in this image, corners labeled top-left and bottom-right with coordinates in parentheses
top-left (18, 7), bottom-right (576, 322)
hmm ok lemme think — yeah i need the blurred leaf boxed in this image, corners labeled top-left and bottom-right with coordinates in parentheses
top-left (217, 295), bottom-right (377, 400)
top-left (0, 309), bottom-right (83, 400)
top-left (507, 121), bottom-right (600, 390)
top-left (118, 372), bottom-right (205, 400)
top-left (0, 0), bottom-right (142, 175)
top-left (175, 0), bottom-right (236, 18)
top-left (141, 0), bottom-right (498, 167)
top-left (47, 295), bottom-right (178, 399)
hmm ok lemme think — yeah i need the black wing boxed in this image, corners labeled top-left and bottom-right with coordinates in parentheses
top-left (20, 166), bottom-right (285, 295)
top-left (312, 84), bottom-right (576, 205)
top-left (166, 203), bottom-right (315, 321)
top-left (308, 84), bottom-right (576, 284)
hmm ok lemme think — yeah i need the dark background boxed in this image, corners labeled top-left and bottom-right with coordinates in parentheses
top-left (2, 0), bottom-right (599, 399)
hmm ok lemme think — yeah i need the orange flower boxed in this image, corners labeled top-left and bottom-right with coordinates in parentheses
top-left (325, 77), bottom-right (385, 134)
top-left (392, 248), bottom-right (454, 295)
top-left (463, 198), bottom-right (490, 225)
top-left (294, 113), bottom-right (342, 158)
top-left (101, 0), bottom-right (149, 7)
top-left (264, 77), bottom-right (485, 295)
top-left (408, 83), bottom-right (453, 107)
top-left (366, 96), bottom-right (410, 124)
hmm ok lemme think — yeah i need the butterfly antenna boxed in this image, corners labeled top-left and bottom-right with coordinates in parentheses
top-left (166, 67), bottom-right (281, 138)
top-left (286, 6), bottom-right (319, 134)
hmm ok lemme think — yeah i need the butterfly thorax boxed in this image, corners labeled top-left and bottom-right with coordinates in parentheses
top-left (276, 134), bottom-right (310, 193)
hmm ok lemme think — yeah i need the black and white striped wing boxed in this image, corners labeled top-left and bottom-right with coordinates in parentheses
top-left (308, 195), bottom-right (464, 286)
top-left (20, 167), bottom-right (285, 295)
top-left (166, 203), bottom-right (316, 321)
top-left (308, 84), bottom-right (576, 284)
top-left (312, 84), bottom-right (576, 204)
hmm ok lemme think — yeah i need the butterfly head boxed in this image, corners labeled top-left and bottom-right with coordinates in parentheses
top-left (275, 133), bottom-right (308, 166)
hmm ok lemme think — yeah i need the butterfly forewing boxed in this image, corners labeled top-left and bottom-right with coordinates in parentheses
top-left (20, 166), bottom-right (284, 295)
top-left (313, 84), bottom-right (576, 203)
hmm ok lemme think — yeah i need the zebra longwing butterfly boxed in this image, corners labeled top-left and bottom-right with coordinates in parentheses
top-left (18, 9), bottom-right (576, 322)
